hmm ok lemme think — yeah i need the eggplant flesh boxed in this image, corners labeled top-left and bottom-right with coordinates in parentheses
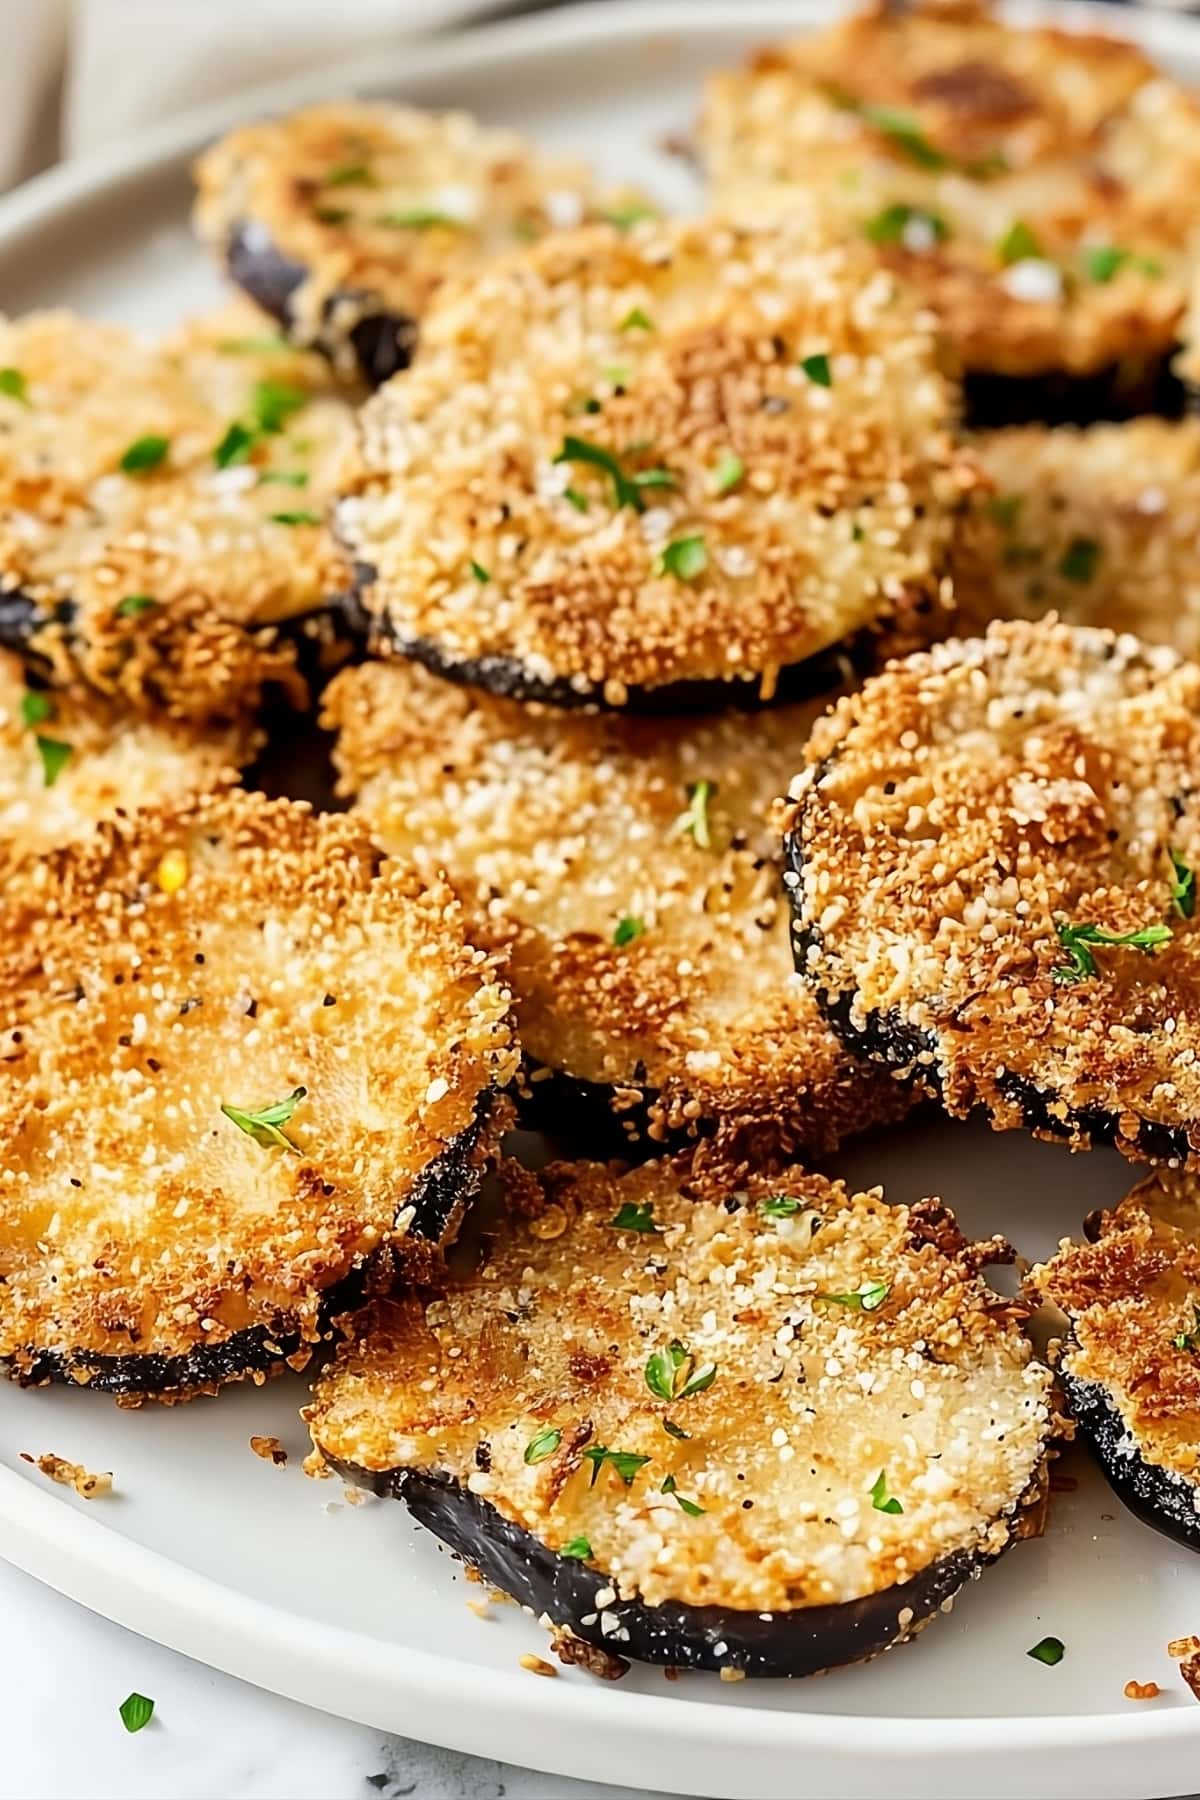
top-left (1060, 1365), bottom-right (1200, 1555)
top-left (226, 223), bottom-right (418, 387)
top-left (963, 356), bottom-right (1189, 431)
top-left (333, 1459), bottom-right (992, 1678)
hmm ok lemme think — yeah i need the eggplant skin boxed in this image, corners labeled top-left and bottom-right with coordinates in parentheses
top-left (331, 1459), bottom-right (1002, 1678)
top-left (3, 1092), bottom-right (498, 1401)
top-left (1060, 1364), bottom-right (1200, 1555)
top-left (226, 224), bottom-right (418, 387)
top-left (963, 357), bottom-right (1187, 432)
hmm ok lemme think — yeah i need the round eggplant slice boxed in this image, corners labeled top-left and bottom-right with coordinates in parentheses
top-left (322, 658), bottom-right (912, 1161)
top-left (0, 649), bottom-right (250, 873)
top-left (309, 1155), bottom-right (1054, 1679)
top-left (192, 103), bottom-right (648, 385)
top-left (334, 216), bottom-right (971, 711)
top-left (0, 301), bottom-right (356, 727)
top-left (698, 0), bottom-right (1200, 423)
top-left (0, 787), bottom-right (517, 1400)
top-left (782, 618), bottom-right (1200, 1166)
top-left (1034, 1170), bottom-right (1200, 1552)
top-left (954, 419), bottom-right (1200, 659)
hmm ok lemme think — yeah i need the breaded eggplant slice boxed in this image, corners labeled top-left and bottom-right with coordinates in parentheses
top-left (1034, 1171), bottom-right (1200, 1552)
top-left (954, 419), bottom-right (1200, 658)
top-left (699, 0), bottom-right (1200, 423)
top-left (323, 659), bottom-right (912, 1160)
top-left (782, 618), bottom-right (1200, 1166)
top-left (0, 301), bottom-right (356, 727)
top-left (335, 217), bottom-right (972, 711)
top-left (309, 1155), bottom-right (1054, 1678)
top-left (193, 104), bottom-right (649, 385)
top-left (0, 649), bottom-right (248, 872)
top-left (0, 788), bottom-right (517, 1400)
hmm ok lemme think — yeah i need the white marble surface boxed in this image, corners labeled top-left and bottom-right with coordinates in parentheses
top-left (0, 1559), bottom-right (676, 1800)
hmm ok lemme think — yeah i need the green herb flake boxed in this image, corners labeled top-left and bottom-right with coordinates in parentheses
top-left (268, 510), bottom-right (320, 527)
top-left (1135, 254), bottom-right (1165, 277)
top-left (713, 451), bottom-right (744, 495)
top-left (1083, 244), bottom-right (1129, 284)
top-left (800, 352), bottom-right (832, 388)
top-left (869, 1469), bottom-right (904, 1515)
top-left (660, 1473), bottom-right (706, 1516)
top-left (36, 736), bottom-right (72, 788)
top-left (258, 469), bottom-right (309, 488)
top-left (862, 202), bottom-right (948, 247)
top-left (986, 494), bottom-right (1023, 531)
top-left (1027, 1636), bottom-right (1065, 1667)
top-left (1052, 918), bottom-right (1172, 985)
top-left (377, 209), bottom-right (467, 231)
top-left (220, 1085), bottom-right (307, 1154)
top-left (252, 380), bottom-right (309, 434)
top-left (620, 306), bottom-right (654, 332)
top-left (20, 690), bottom-right (53, 728)
top-left (1172, 1303), bottom-right (1200, 1352)
top-left (857, 104), bottom-right (946, 169)
top-left (118, 1693), bottom-right (155, 1734)
top-left (314, 206), bottom-right (351, 225)
top-left (0, 367), bottom-right (29, 405)
top-left (659, 534), bottom-right (707, 582)
top-left (609, 1200), bottom-right (659, 1234)
top-left (998, 220), bottom-right (1043, 266)
top-left (1057, 536), bottom-right (1100, 583)
top-left (563, 486), bottom-right (589, 513)
top-left (613, 915), bottom-right (645, 947)
top-left (117, 593), bottom-right (158, 619)
top-left (324, 160), bottom-right (373, 188)
top-left (644, 1339), bottom-right (718, 1404)
top-left (582, 1444), bottom-right (651, 1487)
top-left (760, 1195), bottom-right (803, 1219)
top-left (468, 559), bottom-right (490, 584)
top-left (662, 1418), bottom-right (690, 1441)
top-left (1170, 850), bottom-right (1196, 920)
top-left (523, 1426), bottom-right (562, 1466)
top-left (816, 1278), bottom-right (891, 1313)
top-left (602, 203), bottom-right (658, 230)
top-left (119, 434), bottom-right (170, 474)
top-left (554, 434), bottom-right (652, 512)
top-left (560, 1535), bottom-right (592, 1560)
top-left (213, 420), bottom-right (257, 469)
top-left (676, 778), bottom-right (714, 849)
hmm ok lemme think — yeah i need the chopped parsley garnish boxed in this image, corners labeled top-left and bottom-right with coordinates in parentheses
top-left (658, 534), bottom-right (707, 582)
top-left (986, 494), bottom-right (1023, 530)
top-left (523, 1426), bottom-right (562, 1465)
top-left (620, 306), bottom-right (654, 332)
top-left (560, 1536), bottom-right (592, 1560)
top-left (0, 367), bottom-right (29, 405)
top-left (800, 352), bottom-right (832, 388)
top-left (676, 778), bottom-right (714, 849)
top-left (258, 469), bottom-right (309, 488)
top-left (613, 915), bottom-right (645, 947)
top-left (563, 486), bottom-right (589, 512)
top-left (869, 1469), bottom-right (904, 1515)
top-left (20, 690), bottom-right (53, 728)
top-left (216, 333), bottom-right (292, 354)
top-left (1083, 244), bottom-right (1129, 284)
top-left (602, 364), bottom-right (630, 387)
top-left (377, 209), bottom-right (466, 230)
top-left (1057, 536), bottom-right (1100, 583)
top-left (662, 1418), bottom-right (690, 1441)
top-left (760, 1195), bottom-right (803, 1219)
top-left (609, 1201), bottom-right (659, 1233)
top-left (1172, 1303), bottom-right (1200, 1352)
top-left (713, 451), bottom-right (744, 495)
top-left (36, 736), bottom-right (72, 788)
top-left (220, 1086), bottom-right (307, 1153)
top-left (856, 104), bottom-right (946, 169)
top-left (660, 1473), bottom-right (705, 1516)
top-left (120, 434), bottom-right (169, 474)
top-left (998, 220), bottom-right (1043, 266)
top-left (601, 203), bottom-right (658, 229)
top-left (213, 420), bottom-right (258, 469)
top-left (1027, 1636), bottom-right (1065, 1667)
top-left (644, 1339), bottom-right (717, 1404)
top-left (816, 1278), bottom-right (890, 1312)
top-left (314, 206), bottom-right (351, 226)
top-left (1052, 919), bottom-right (1172, 984)
top-left (1171, 850), bottom-right (1196, 920)
top-left (552, 434), bottom-right (675, 512)
top-left (324, 160), bottom-right (373, 187)
top-left (117, 594), bottom-right (157, 618)
top-left (268, 510), bottom-right (320, 526)
top-left (469, 559), bottom-right (490, 584)
top-left (252, 380), bottom-right (308, 434)
top-left (582, 1445), bottom-right (651, 1487)
top-left (863, 203), bottom-right (948, 247)
top-left (118, 1693), bottom-right (155, 1734)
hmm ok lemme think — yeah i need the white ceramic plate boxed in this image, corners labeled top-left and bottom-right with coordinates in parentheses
top-left (2, 5), bottom-right (1200, 1796)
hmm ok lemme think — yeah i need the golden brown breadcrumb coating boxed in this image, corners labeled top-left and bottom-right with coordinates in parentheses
top-left (323, 658), bottom-right (912, 1158)
top-left (310, 1155), bottom-right (1053, 1615)
top-left (782, 618), bottom-right (1200, 1167)
top-left (0, 787), bottom-right (517, 1398)
top-left (699, 0), bottom-right (1200, 383)
top-left (335, 216), bottom-right (972, 707)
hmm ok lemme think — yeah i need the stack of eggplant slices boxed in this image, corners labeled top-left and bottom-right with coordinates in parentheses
top-left (11, 0), bottom-right (1200, 1690)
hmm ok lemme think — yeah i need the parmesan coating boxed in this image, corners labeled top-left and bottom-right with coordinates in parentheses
top-left (0, 649), bottom-right (247, 873)
top-left (783, 618), bottom-right (1200, 1166)
top-left (0, 300), bottom-right (356, 726)
top-left (699, 0), bottom-right (1200, 382)
top-left (193, 103), bottom-right (648, 378)
top-left (309, 1156), bottom-right (1053, 1614)
top-left (1035, 1172), bottom-right (1200, 1493)
top-left (955, 419), bottom-right (1200, 660)
top-left (0, 787), bottom-right (517, 1395)
top-left (323, 659), bottom-right (912, 1157)
top-left (335, 216), bottom-right (972, 706)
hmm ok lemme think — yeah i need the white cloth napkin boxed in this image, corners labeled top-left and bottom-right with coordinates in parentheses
top-left (1, 0), bottom-right (514, 193)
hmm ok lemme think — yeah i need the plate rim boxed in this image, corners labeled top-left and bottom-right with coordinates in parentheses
top-left (2, 0), bottom-right (1200, 1790)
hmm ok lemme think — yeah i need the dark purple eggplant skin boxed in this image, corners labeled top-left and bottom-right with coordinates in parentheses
top-left (780, 804), bottom-right (1196, 1166)
top-left (963, 356), bottom-right (1188, 430)
top-left (4, 1090), bottom-right (498, 1400)
top-left (226, 224), bottom-right (418, 387)
top-left (1059, 1362), bottom-right (1200, 1555)
top-left (327, 1459), bottom-right (1022, 1677)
